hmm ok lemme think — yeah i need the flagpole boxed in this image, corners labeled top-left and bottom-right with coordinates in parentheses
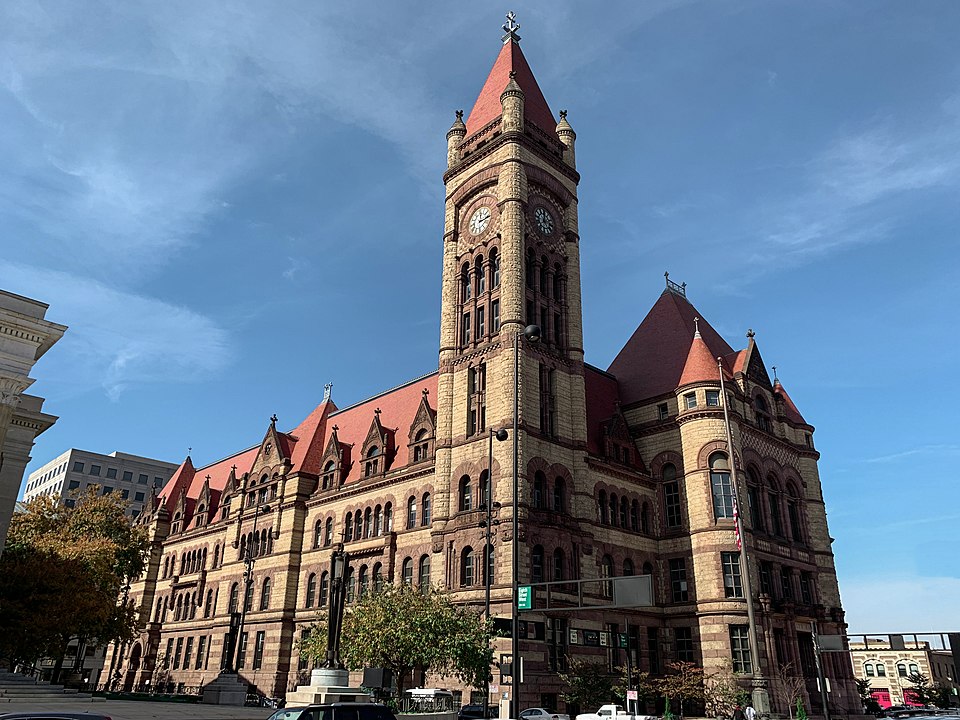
top-left (718, 357), bottom-right (768, 711)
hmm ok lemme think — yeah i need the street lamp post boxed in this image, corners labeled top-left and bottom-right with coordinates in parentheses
top-left (484, 426), bottom-right (508, 720)
top-left (511, 324), bottom-right (541, 720)
top-left (234, 499), bottom-right (270, 673)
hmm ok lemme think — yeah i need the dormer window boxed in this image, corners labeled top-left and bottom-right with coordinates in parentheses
top-left (321, 461), bottom-right (336, 490)
top-left (658, 403), bottom-right (669, 420)
top-left (364, 446), bottom-right (380, 477)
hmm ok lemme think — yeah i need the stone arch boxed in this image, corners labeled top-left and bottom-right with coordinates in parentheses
top-left (696, 440), bottom-right (741, 470)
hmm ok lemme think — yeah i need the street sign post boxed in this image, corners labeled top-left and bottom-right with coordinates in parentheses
top-left (518, 585), bottom-right (532, 610)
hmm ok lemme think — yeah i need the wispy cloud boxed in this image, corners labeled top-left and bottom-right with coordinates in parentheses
top-left (0, 261), bottom-right (231, 400)
top-left (866, 444), bottom-right (960, 464)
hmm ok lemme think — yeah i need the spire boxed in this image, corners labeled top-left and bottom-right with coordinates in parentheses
top-left (678, 327), bottom-right (722, 387)
top-left (501, 11), bottom-right (521, 44)
top-left (464, 28), bottom-right (557, 139)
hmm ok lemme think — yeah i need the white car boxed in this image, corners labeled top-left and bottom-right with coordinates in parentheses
top-left (521, 708), bottom-right (571, 720)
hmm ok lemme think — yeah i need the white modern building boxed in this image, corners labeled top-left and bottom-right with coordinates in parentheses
top-left (25, 449), bottom-right (178, 518)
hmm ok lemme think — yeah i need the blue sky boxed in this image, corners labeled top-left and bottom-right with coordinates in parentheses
top-left (3, 1), bottom-right (959, 632)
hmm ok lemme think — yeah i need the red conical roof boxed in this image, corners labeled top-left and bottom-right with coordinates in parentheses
top-left (465, 40), bottom-right (557, 139)
top-left (774, 380), bottom-right (808, 425)
top-left (678, 332), bottom-right (723, 387)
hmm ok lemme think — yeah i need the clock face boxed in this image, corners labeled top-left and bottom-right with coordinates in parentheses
top-left (469, 206), bottom-right (491, 235)
top-left (534, 206), bottom-right (555, 236)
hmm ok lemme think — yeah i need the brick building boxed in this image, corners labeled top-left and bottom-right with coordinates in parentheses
top-left (849, 636), bottom-right (959, 709)
top-left (102, 23), bottom-right (859, 717)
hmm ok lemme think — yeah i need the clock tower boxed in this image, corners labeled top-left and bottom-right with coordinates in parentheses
top-left (433, 13), bottom-right (589, 646)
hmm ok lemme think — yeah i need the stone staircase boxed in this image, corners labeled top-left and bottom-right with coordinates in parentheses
top-left (0, 670), bottom-right (93, 703)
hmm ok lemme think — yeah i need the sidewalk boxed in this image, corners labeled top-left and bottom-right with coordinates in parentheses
top-left (0, 698), bottom-right (274, 719)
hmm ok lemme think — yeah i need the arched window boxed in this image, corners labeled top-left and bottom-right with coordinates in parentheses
top-left (364, 507), bottom-right (372, 538)
top-left (413, 429), bottom-right (429, 463)
top-left (385, 502), bottom-right (393, 531)
top-left (476, 255), bottom-right (486, 295)
top-left (359, 565), bottom-right (369, 598)
top-left (305, 574), bottom-right (317, 608)
top-left (491, 248), bottom-right (501, 288)
top-left (344, 511), bottom-right (354, 542)
top-left (163, 556), bottom-right (170, 578)
top-left (755, 395), bottom-right (772, 433)
top-left (480, 470), bottom-right (490, 508)
top-left (767, 475), bottom-right (783, 536)
top-left (876, 663), bottom-right (886, 677)
top-left (663, 462), bottom-right (682, 528)
top-left (865, 662), bottom-right (876, 677)
top-left (325, 517), bottom-right (334, 546)
top-left (598, 490), bottom-right (608, 523)
top-left (909, 663), bottom-right (919, 675)
top-left (353, 510), bottom-right (362, 540)
top-left (526, 249), bottom-right (536, 289)
top-left (624, 559), bottom-right (635, 576)
top-left (610, 493), bottom-right (619, 527)
top-left (786, 483), bottom-right (803, 542)
top-left (313, 520), bottom-right (322, 549)
top-left (630, 500), bottom-right (640, 531)
top-left (620, 497), bottom-right (629, 527)
top-left (553, 478), bottom-right (564, 512)
top-left (643, 561), bottom-right (655, 602)
top-left (553, 547), bottom-right (565, 581)
top-left (531, 545), bottom-right (544, 584)
top-left (897, 663), bottom-right (908, 677)
top-left (461, 547), bottom-right (475, 587)
top-left (553, 263), bottom-right (563, 302)
top-left (364, 446), bottom-right (380, 477)
top-left (641, 502), bottom-right (650, 534)
top-left (260, 577), bottom-right (271, 610)
top-left (419, 555), bottom-right (431, 594)
top-left (422, 492), bottom-right (432, 526)
top-left (175, 595), bottom-right (183, 621)
top-left (229, 583), bottom-right (240, 613)
top-left (319, 571), bottom-right (330, 606)
top-left (461, 262), bottom-right (472, 301)
top-left (345, 567), bottom-right (355, 603)
top-left (459, 475), bottom-right (473, 512)
top-left (484, 543), bottom-right (494, 586)
top-left (747, 468), bottom-right (764, 531)
top-left (373, 563), bottom-right (384, 593)
top-left (204, 589), bottom-right (214, 618)
top-left (374, 504), bottom-right (383, 535)
top-left (601, 555), bottom-right (614, 598)
top-left (244, 581), bottom-right (254, 611)
top-left (709, 453), bottom-right (734, 519)
top-left (322, 460), bottom-right (336, 490)
top-left (402, 557), bottom-right (414, 587)
top-left (407, 496), bottom-right (417, 529)
top-left (533, 471), bottom-right (546, 509)
top-left (539, 255), bottom-right (548, 294)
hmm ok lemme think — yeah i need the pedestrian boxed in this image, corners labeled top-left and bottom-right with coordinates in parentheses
top-left (732, 704), bottom-right (747, 720)
top-left (745, 703), bottom-right (757, 720)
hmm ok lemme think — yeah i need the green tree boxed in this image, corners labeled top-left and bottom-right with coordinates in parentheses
top-left (659, 662), bottom-right (706, 719)
top-left (856, 678), bottom-right (882, 715)
top-left (704, 661), bottom-right (750, 718)
top-left (300, 583), bottom-right (493, 693)
top-left (0, 489), bottom-right (149, 668)
top-left (905, 672), bottom-right (932, 705)
top-left (559, 658), bottom-right (616, 711)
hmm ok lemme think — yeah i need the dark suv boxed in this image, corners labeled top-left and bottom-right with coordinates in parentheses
top-left (268, 703), bottom-right (398, 720)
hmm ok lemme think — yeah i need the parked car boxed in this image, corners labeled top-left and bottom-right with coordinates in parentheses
top-left (459, 704), bottom-right (499, 720)
top-left (521, 707), bottom-right (571, 720)
top-left (0, 714), bottom-right (113, 720)
top-left (266, 703), bottom-right (397, 720)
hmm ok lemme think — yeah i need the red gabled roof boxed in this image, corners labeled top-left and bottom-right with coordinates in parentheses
top-left (608, 289), bottom-right (736, 405)
top-left (774, 380), bottom-right (808, 425)
top-left (465, 40), bottom-right (557, 139)
top-left (584, 364), bottom-right (621, 456)
top-left (678, 332), bottom-right (723, 387)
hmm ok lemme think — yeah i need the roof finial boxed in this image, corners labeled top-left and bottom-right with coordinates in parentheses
top-left (502, 11), bottom-right (521, 44)
top-left (559, 109), bottom-right (567, 120)
top-left (270, 413), bottom-right (278, 426)
top-left (693, 317), bottom-right (701, 339)
top-left (772, 365), bottom-right (779, 382)
top-left (187, 447), bottom-right (192, 457)
top-left (746, 328), bottom-right (756, 339)
top-left (374, 408), bottom-right (381, 416)
top-left (455, 109), bottom-right (464, 122)
top-left (323, 383), bottom-right (333, 402)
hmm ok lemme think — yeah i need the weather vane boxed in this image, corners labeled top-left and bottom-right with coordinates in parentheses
top-left (502, 11), bottom-right (521, 44)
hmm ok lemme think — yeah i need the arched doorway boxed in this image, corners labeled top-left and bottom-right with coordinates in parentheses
top-left (124, 643), bottom-right (142, 692)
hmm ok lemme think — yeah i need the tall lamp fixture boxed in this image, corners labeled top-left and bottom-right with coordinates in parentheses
top-left (234, 497), bottom-right (271, 672)
top-left (483, 426), bottom-right (508, 720)
top-left (512, 324), bottom-right (541, 720)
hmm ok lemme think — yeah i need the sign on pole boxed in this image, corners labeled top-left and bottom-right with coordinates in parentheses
top-left (627, 691), bottom-right (638, 701)
top-left (518, 585), bottom-right (533, 610)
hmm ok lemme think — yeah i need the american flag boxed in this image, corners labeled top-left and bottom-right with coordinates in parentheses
top-left (733, 498), bottom-right (742, 550)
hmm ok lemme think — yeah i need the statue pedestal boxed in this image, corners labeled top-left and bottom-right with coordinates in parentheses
top-left (287, 668), bottom-right (371, 705)
top-left (202, 671), bottom-right (248, 705)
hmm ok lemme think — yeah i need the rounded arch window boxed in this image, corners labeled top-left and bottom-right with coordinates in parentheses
top-left (459, 475), bottom-right (473, 512)
top-left (531, 545), bottom-right (545, 584)
top-left (709, 452), bottom-right (734, 519)
top-left (460, 548), bottom-right (475, 587)
top-left (418, 554), bottom-right (431, 594)
top-left (533, 471), bottom-right (546, 509)
top-left (319, 571), bottom-right (330, 606)
top-left (598, 490), bottom-right (608, 524)
top-left (553, 477), bottom-right (565, 512)
top-left (553, 547), bottom-right (565, 581)
top-left (402, 557), bottom-right (414, 586)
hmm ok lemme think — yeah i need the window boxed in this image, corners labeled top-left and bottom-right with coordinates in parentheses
top-left (459, 476), bottom-right (473, 512)
top-left (344, 512), bottom-right (353, 541)
top-left (553, 478), bottom-right (564, 512)
top-left (320, 572), bottom-right (330, 606)
top-left (373, 564), bottom-right (384, 593)
top-left (492, 250), bottom-right (501, 288)
top-left (706, 390), bottom-right (720, 406)
top-left (532, 546), bottom-right (544, 584)
top-left (72, 461), bottom-right (84, 472)
top-left (106, 467), bottom-right (118, 479)
top-left (780, 566), bottom-right (794, 600)
top-left (461, 548), bottom-right (475, 586)
top-left (909, 663), bottom-right (919, 675)
top-left (364, 446), bottom-right (380, 477)
top-left (244, 582), bottom-right (254, 612)
top-left (730, 625), bottom-right (752, 673)
top-left (69, 480), bottom-right (80, 490)
top-left (122, 470), bottom-right (133, 482)
top-left (134, 491), bottom-right (145, 502)
top-left (305, 574), bottom-right (317, 608)
top-left (663, 464), bottom-right (682, 528)
top-left (184, 636), bottom-right (194, 669)
top-left (173, 637), bottom-right (183, 669)
top-left (876, 663), bottom-right (886, 677)
top-left (758, 561), bottom-right (773, 596)
top-left (768, 487), bottom-right (784, 536)
top-left (196, 635), bottom-right (207, 670)
top-left (897, 663), bottom-right (908, 678)
top-left (533, 472), bottom-right (545, 509)
top-left (462, 264), bottom-right (472, 301)
top-left (709, 453), bottom-right (734, 519)
top-left (477, 256), bottom-right (486, 295)
top-left (539, 364), bottom-right (556, 436)
top-left (552, 548), bottom-right (565, 581)
top-left (484, 543), bottom-right (495, 586)
top-left (322, 460), bottom-right (336, 490)
top-left (138, 474), bottom-right (148, 484)
top-left (102, 486), bottom-right (113, 495)
top-left (676, 627), bottom-right (694, 662)
top-left (345, 567), bottom-right (356, 603)
top-left (620, 497), bottom-right (629, 527)
top-left (462, 312), bottom-right (471, 346)
top-left (669, 558), bottom-right (689, 602)
top-left (598, 490), bottom-right (608, 524)
top-left (204, 589), bottom-right (214, 618)
top-left (747, 474), bottom-right (764, 530)
top-left (799, 572), bottom-right (813, 604)
top-left (657, 403), bottom-right (669, 422)
top-left (325, 518), bottom-right (334, 546)
top-left (755, 395), bottom-right (772, 433)
top-left (121, 489), bottom-right (129, 499)
top-left (422, 493), bottom-right (432, 526)
top-left (600, 555), bottom-right (614, 598)
top-left (90, 464), bottom-right (101, 476)
top-left (492, 299), bottom-right (501, 332)
top-left (418, 555), bottom-right (431, 594)
top-left (260, 577), bottom-right (271, 610)
top-left (359, 565), bottom-right (369, 598)
top-left (787, 488), bottom-right (803, 542)
top-left (721, 552), bottom-right (743, 598)
top-left (407, 496), bottom-right (417, 529)
top-left (402, 558), bottom-right (414, 586)
top-left (476, 305), bottom-right (485, 339)
top-left (683, 392), bottom-right (697, 410)
top-left (253, 631), bottom-right (265, 670)
top-left (467, 364), bottom-right (486, 436)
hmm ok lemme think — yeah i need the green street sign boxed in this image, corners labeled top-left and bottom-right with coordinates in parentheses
top-left (618, 633), bottom-right (629, 648)
top-left (518, 585), bottom-right (533, 610)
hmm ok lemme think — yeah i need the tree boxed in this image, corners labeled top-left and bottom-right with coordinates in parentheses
top-left (775, 663), bottom-right (808, 718)
top-left (614, 667), bottom-right (657, 710)
top-left (0, 489), bottom-right (149, 669)
top-left (704, 661), bottom-right (750, 718)
top-left (856, 678), bottom-right (882, 715)
top-left (905, 672), bottom-right (932, 705)
top-left (659, 662), bottom-right (706, 719)
top-left (300, 583), bottom-right (493, 693)
top-left (559, 658), bottom-right (616, 712)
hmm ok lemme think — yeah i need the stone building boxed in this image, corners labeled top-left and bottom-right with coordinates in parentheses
top-left (849, 636), bottom-right (959, 708)
top-left (0, 289), bottom-right (66, 553)
top-left (102, 23), bottom-right (859, 717)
